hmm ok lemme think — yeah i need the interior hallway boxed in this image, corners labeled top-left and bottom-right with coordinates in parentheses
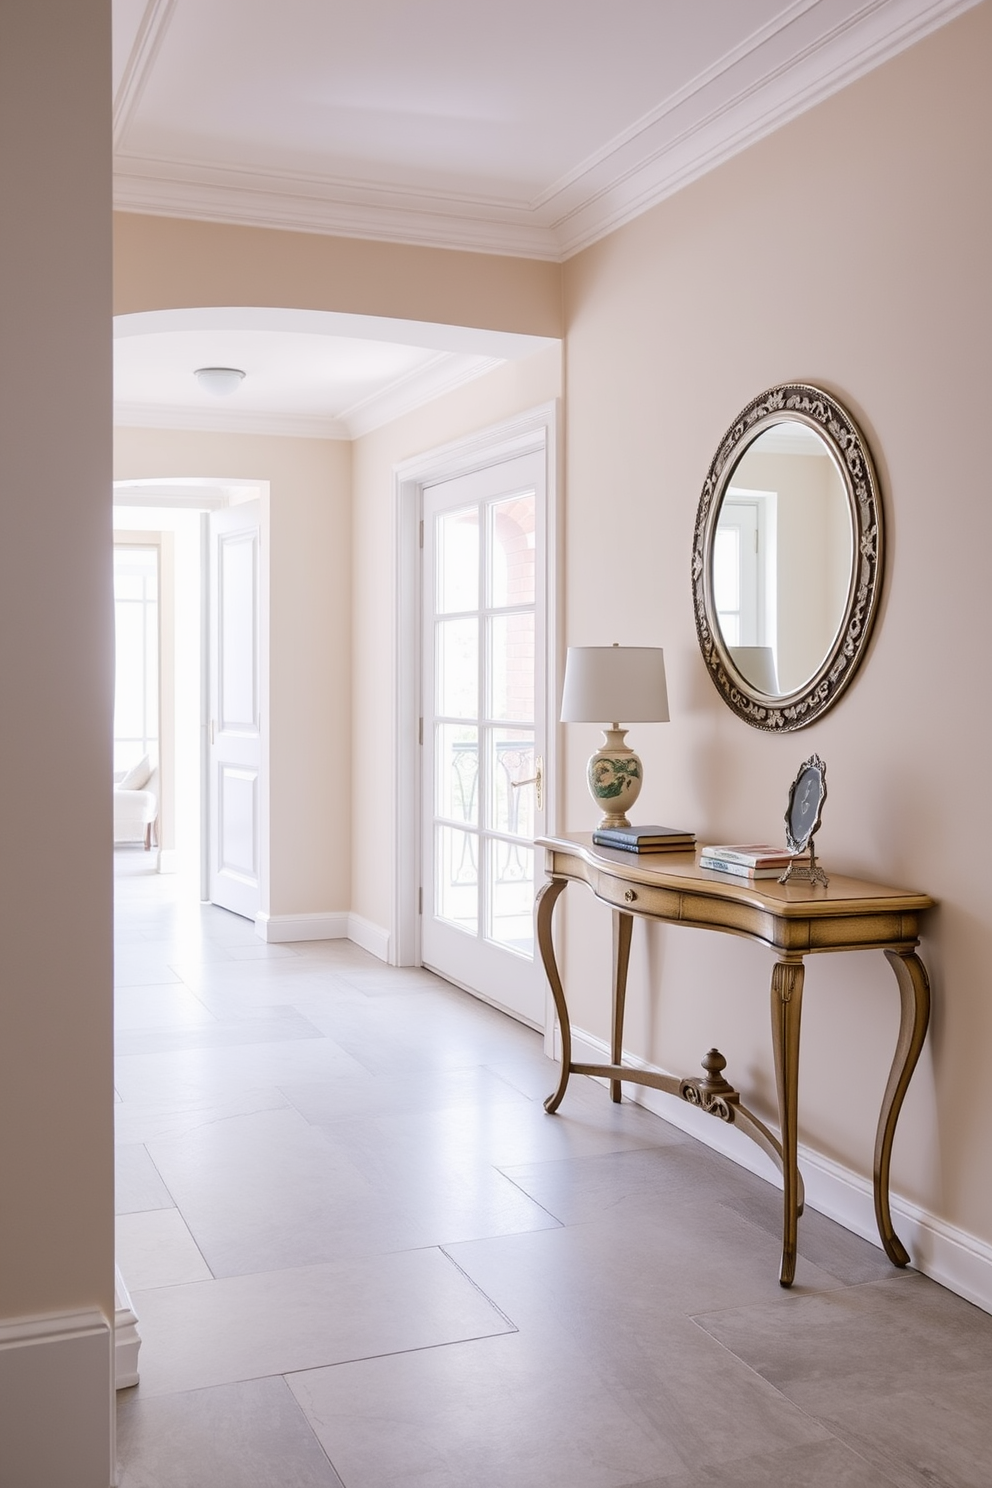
top-left (113, 849), bottom-right (992, 1488)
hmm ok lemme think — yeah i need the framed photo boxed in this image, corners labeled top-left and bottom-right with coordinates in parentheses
top-left (784, 754), bottom-right (827, 856)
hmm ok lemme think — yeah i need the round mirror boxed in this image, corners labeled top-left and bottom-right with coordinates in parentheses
top-left (692, 384), bottom-right (883, 731)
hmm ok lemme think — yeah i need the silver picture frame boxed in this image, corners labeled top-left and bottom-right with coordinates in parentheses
top-left (780, 754), bottom-right (829, 886)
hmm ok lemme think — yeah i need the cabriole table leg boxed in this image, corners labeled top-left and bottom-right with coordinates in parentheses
top-left (770, 958), bottom-right (805, 1287)
top-left (875, 949), bottom-right (931, 1265)
top-left (610, 910), bottom-right (633, 1103)
top-left (536, 876), bottom-right (570, 1113)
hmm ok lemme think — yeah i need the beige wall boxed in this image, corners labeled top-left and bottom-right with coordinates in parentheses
top-left (115, 428), bottom-right (353, 917)
top-left (560, 4), bottom-right (992, 1244)
top-left (0, 0), bottom-right (114, 1316)
top-left (114, 213), bottom-right (562, 338)
top-left (0, 0), bottom-right (115, 1477)
top-left (350, 346), bottom-right (562, 935)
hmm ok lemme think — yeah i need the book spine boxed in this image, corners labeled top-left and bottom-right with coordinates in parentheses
top-left (702, 849), bottom-right (790, 867)
top-left (594, 835), bottom-right (692, 848)
top-left (595, 839), bottom-right (691, 854)
top-left (699, 857), bottom-right (779, 879)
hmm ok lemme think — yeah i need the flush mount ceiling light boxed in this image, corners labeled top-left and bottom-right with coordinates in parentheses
top-left (194, 366), bottom-right (246, 397)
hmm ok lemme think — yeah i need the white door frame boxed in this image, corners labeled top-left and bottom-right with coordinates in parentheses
top-left (112, 478), bottom-right (270, 919)
top-left (392, 401), bottom-right (561, 979)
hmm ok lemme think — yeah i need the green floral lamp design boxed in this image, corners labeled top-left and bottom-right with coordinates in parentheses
top-left (560, 645), bottom-right (670, 829)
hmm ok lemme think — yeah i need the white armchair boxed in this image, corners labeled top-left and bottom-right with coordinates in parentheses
top-left (113, 756), bottom-right (159, 850)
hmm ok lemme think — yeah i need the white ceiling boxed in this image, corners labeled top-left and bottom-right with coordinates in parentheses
top-left (114, 308), bottom-right (555, 438)
top-left (112, 0), bottom-right (978, 260)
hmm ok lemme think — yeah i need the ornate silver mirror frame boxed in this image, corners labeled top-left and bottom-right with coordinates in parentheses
top-left (692, 382), bottom-right (884, 731)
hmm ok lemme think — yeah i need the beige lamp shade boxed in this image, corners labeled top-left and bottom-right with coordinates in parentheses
top-left (560, 646), bottom-right (670, 724)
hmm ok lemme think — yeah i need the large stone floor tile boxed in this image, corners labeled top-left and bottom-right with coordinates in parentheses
top-left (499, 1136), bottom-right (753, 1226)
top-left (116, 1207), bottom-right (213, 1290)
top-left (325, 1092), bottom-right (681, 1174)
top-left (113, 1030), bottom-right (371, 1103)
top-left (696, 1272), bottom-right (992, 1393)
top-left (717, 1183), bottom-right (898, 1287)
top-left (785, 1365), bottom-right (992, 1488)
top-left (280, 1065), bottom-right (533, 1126)
top-left (130, 1247), bottom-right (514, 1396)
top-left (114, 984), bottom-right (219, 1032)
top-left (447, 1208), bottom-right (843, 1345)
top-left (116, 1143), bottom-right (174, 1214)
top-left (117, 1375), bottom-right (344, 1487)
top-left (115, 1007), bottom-right (325, 1059)
top-left (148, 1103), bottom-right (560, 1277)
top-left (114, 952), bottom-right (184, 988)
top-left (619, 1435), bottom-right (899, 1487)
top-left (288, 1317), bottom-right (828, 1488)
top-left (115, 1085), bottom-right (292, 1145)
top-left (288, 1331), bottom-right (674, 1488)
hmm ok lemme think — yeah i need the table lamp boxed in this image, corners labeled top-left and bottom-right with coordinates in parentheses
top-left (560, 645), bottom-right (669, 828)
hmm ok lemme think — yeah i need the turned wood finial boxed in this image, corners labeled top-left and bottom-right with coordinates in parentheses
top-left (699, 1047), bottom-right (734, 1097)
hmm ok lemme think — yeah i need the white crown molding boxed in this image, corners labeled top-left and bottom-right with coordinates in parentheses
top-left (567, 1025), bottom-right (992, 1316)
top-left (115, 352), bottom-right (504, 440)
top-left (114, 400), bottom-right (351, 440)
top-left (112, 154), bottom-right (558, 260)
top-left (112, 0), bottom-right (980, 262)
top-left (552, 0), bottom-right (985, 258)
top-left (113, 0), bottom-right (179, 150)
top-left (343, 353), bottom-right (502, 438)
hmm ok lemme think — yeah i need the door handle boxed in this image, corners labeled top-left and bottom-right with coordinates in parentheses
top-left (510, 755), bottom-right (544, 811)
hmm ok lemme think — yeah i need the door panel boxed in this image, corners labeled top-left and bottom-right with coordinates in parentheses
top-left (421, 452), bottom-right (547, 1026)
top-left (209, 502), bottom-right (262, 919)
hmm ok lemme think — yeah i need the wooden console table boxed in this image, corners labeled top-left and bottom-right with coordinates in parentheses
top-left (536, 833), bottom-right (933, 1286)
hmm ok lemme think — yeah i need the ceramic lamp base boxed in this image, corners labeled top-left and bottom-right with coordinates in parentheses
top-left (587, 728), bottom-right (643, 829)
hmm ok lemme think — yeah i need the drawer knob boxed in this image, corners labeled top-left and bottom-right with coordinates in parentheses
top-left (624, 888), bottom-right (637, 903)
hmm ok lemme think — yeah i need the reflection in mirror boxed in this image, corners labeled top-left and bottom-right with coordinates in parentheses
top-left (712, 422), bottom-right (853, 697)
top-left (693, 383), bottom-right (883, 732)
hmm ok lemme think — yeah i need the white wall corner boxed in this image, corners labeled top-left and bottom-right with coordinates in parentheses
top-left (156, 847), bottom-right (180, 874)
top-left (566, 1025), bottom-right (992, 1317)
top-left (254, 910), bottom-right (349, 943)
top-left (0, 1308), bottom-right (114, 1488)
top-left (114, 1267), bottom-right (140, 1391)
top-left (348, 913), bottom-right (390, 962)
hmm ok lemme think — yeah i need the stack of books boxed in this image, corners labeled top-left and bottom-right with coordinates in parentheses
top-left (698, 843), bottom-right (804, 879)
top-left (591, 824), bottom-right (696, 854)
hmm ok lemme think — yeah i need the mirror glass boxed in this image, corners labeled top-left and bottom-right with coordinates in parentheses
top-left (711, 421), bottom-right (853, 698)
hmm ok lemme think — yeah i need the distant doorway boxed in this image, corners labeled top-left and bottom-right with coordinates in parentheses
top-left (113, 480), bottom-right (269, 922)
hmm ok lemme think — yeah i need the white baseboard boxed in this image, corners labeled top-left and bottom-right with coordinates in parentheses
top-left (0, 1308), bottom-right (114, 1487)
top-left (156, 848), bottom-right (179, 874)
top-left (255, 910), bottom-right (349, 943)
top-left (567, 1024), bottom-right (992, 1316)
top-left (253, 909), bottom-right (390, 961)
top-left (347, 913), bottom-right (390, 962)
top-left (114, 1268), bottom-right (140, 1390)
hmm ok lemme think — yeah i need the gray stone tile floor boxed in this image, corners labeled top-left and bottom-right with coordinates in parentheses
top-left (113, 849), bottom-right (992, 1487)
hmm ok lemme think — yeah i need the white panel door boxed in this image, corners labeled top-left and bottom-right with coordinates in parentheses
top-left (209, 501), bottom-right (262, 919)
top-left (421, 451), bottom-right (547, 1027)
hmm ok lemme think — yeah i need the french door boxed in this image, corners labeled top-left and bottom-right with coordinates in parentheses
top-left (421, 451), bottom-right (547, 1026)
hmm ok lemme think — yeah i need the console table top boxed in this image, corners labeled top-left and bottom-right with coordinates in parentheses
top-left (538, 833), bottom-right (933, 953)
